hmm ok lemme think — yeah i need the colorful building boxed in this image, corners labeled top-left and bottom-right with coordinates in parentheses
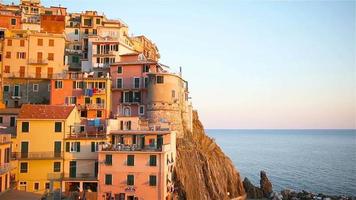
top-left (0, 133), bottom-right (12, 195)
top-left (13, 104), bottom-right (79, 193)
top-left (98, 117), bottom-right (176, 200)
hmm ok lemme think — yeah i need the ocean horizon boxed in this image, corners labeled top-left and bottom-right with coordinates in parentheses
top-left (206, 129), bottom-right (356, 196)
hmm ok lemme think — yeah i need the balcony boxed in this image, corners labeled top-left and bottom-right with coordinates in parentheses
top-left (12, 152), bottom-right (63, 160)
top-left (101, 143), bottom-right (163, 152)
top-left (28, 59), bottom-right (48, 65)
top-left (0, 134), bottom-right (11, 144)
top-left (62, 173), bottom-right (97, 181)
top-left (0, 163), bottom-right (12, 175)
top-left (93, 63), bottom-right (110, 68)
top-left (66, 132), bottom-right (106, 139)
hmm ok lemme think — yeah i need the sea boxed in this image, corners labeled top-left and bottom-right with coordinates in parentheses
top-left (206, 129), bottom-right (356, 196)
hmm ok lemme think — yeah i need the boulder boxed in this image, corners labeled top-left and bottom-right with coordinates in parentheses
top-left (260, 171), bottom-right (273, 197)
top-left (242, 177), bottom-right (263, 199)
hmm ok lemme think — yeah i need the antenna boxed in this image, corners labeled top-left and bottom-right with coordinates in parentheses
top-left (179, 66), bottom-right (182, 77)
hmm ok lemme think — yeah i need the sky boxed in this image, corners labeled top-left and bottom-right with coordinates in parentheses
top-left (5, 0), bottom-right (356, 129)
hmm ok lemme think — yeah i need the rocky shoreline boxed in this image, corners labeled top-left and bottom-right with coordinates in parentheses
top-left (243, 171), bottom-right (355, 200)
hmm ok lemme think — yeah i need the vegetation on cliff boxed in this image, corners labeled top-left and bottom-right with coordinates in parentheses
top-left (174, 111), bottom-right (246, 200)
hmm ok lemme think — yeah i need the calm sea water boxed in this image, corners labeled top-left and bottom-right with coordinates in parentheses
top-left (206, 129), bottom-right (356, 196)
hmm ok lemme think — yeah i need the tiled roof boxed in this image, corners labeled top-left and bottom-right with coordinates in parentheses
top-left (0, 108), bottom-right (20, 115)
top-left (18, 104), bottom-right (75, 119)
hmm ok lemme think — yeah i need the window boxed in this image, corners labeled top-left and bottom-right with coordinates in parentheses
top-left (91, 142), bottom-right (99, 152)
top-left (172, 90), bottom-right (176, 98)
top-left (14, 85), bottom-right (20, 96)
top-left (66, 142), bottom-right (80, 152)
top-left (66, 96), bottom-right (77, 104)
top-left (20, 162), bottom-right (28, 173)
top-left (74, 29), bottom-right (79, 35)
top-left (22, 122), bottom-right (29, 132)
top-left (11, 18), bottom-right (16, 25)
top-left (45, 182), bottom-right (50, 190)
top-left (53, 162), bottom-right (61, 172)
top-left (105, 154), bottom-right (112, 165)
top-left (105, 174), bottom-right (112, 185)
top-left (7, 39), bottom-right (12, 46)
top-left (48, 53), bottom-right (54, 61)
top-left (144, 77), bottom-right (149, 88)
top-left (33, 84), bottom-right (39, 92)
top-left (3, 85), bottom-right (9, 92)
top-left (127, 175), bottom-right (134, 186)
top-left (73, 81), bottom-right (84, 89)
top-left (54, 81), bottom-right (63, 89)
top-left (117, 66), bottom-right (122, 73)
top-left (139, 105), bottom-right (145, 115)
top-left (55, 122), bottom-right (62, 132)
top-left (34, 182), bottom-right (39, 191)
top-left (4, 66), bottom-right (10, 73)
top-left (149, 175), bottom-right (157, 186)
top-left (5, 52), bottom-right (11, 59)
top-left (149, 155), bottom-right (157, 166)
top-left (17, 52), bottom-right (26, 59)
top-left (0, 117), bottom-right (2, 123)
top-left (116, 78), bottom-right (123, 89)
top-left (127, 155), bottom-right (134, 166)
top-left (142, 65), bottom-right (150, 73)
top-left (133, 78), bottom-right (140, 89)
top-left (84, 29), bottom-right (89, 34)
top-left (72, 56), bottom-right (80, 63)
top-left (84, 19), bottom-right (92, 26)
top-left (97, 110), bottom-right (102, 118)
top-left (157, 76), bottom-right (164, 84)
top-left (37, 38), bottom-right (43, 46)
top-left (20, 40), bottom-right (25, 46)
top-left (49, 39), bottom-right (54, 46)
top-left (93, 29), bottom-right (97, 35)
top-left (96, 18), bottom-right (101, 24)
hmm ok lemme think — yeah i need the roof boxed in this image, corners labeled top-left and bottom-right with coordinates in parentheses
top-left (0, 108), bottom-right (20, 115)
top-left (18, 104), bottom-right (75, 120)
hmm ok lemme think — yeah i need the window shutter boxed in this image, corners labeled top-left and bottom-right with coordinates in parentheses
top-left (91, 142), bottom-right (95, 152)
top-left (65, 142), bottom-right (70, 152)
top-left (77, 142), bottom-right (80, 152)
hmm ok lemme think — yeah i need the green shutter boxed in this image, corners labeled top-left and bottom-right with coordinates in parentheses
top-left (91, 142), bottom-right (95, 152)
top-left (127, 155), bottom-right (134, 166)
top-left (77, 142), bottom-right (80, 152)
top-left (127, 175), bottom-right (134, 186)
top-left (65, 142), bottom-right (70, 152)
top-left (105, 155), bottom-right (112, 165)
top-left (149, 175), bottom-right (157, 186)
top-left (150, 155), bottom-right (157, 166)
top-left (105, 174), bottom-right (112, 185)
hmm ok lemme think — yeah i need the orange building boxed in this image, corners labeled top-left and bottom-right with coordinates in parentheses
top-left (50, 72), bottom-right (112, 119)
top-left (0, 10), bottom-right (21, 30)
top-left (98, 117), bottom-right (176, 200)
top-left (40, 15), bottom-right (65, 34)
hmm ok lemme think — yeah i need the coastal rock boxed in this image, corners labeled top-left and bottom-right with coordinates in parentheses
top-left (174, 111), bottom-right (246, 200)
top-left (243, 177), bottom-right (263, 199)
top-left (260, 171), bottom-right (273, 197)
top-left (270, 191), bottom-right (283, 200)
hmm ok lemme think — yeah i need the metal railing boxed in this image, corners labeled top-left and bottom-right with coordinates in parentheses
top-left (63, 173), bottom-right (97, 180)
top-left (12, 152), bottom-right (63, 160)
top-left (28, 59), bottom-right (49, 65)
top-left (101, 144), bottom-right (162, 152)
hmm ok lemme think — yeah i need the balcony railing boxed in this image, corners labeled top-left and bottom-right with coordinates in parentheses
top-left (62, 173), bottom-right (97, 180)
top-left (101, 144), bottom-right (162, 152)
top-left (28, 59), bottom-right (48, 65)
top-left (12, 152), bottom-right (63, 160)
top-left (78, 103), bottom-right (105, 110)
top-left (0, 163), bottom-right (12, 175)
top-left (66, 132), bottom-right (106, 139)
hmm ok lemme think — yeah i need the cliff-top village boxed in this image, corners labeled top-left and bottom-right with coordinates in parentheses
top-left (0, 0), bottom-right (194, 199)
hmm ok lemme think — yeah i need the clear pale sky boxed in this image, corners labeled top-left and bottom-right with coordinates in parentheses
top-left (6, 0), bottom-right (355, 129)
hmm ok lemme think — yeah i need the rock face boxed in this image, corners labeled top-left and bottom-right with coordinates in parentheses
top-left (174, 111), bottom-right (246, 200)
top-left (260, 171), bottom-right (273, 197)
top-left (243, 178), bottom-right (264, 199)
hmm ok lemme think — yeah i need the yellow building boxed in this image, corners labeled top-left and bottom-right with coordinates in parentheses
top-left (0, 133), bottom-right (12, 195)
top-left (13, 104), bottom-right (80, 193)
top-left (2, 29), bottom-right (66, 79)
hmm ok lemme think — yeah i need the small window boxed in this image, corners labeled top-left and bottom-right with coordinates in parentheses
top-left (45, 182), bottom-right (50, 190)
top-left (37, 38), bottom-right (43, 46)
top-left (33, 84), bottom-right (39, 92)
top-left (53, 162), bottom-right (61, 172)
top-left (20, 40), bottom-right (25, 47)
top-left (20, 162), bottom-right (28, 173)
top-left (117, 66), bottom-right (122, 74)
top-left (22, 122), bottom-right (29, 132)
top-left (34, 182), bottom-right (39, 191)
top-left (11, 18), bottom-right (16, 25)
top-left (91, 142), bottom-right (99, 152)
top-left (149, 175), bottom-right (157, 186)
top-left (49, 39), bottom-right (54, 46)
top-left (116, 78), bottom-right (123, 89)
top-left (97, 110), bottom-right (102, 118)
top-left (127, 175), bottom-right (134, 186)
top-left (105, 174), bottom-right (112, 185)
top-left (55, 122), bottom-right (62, 132)
top-left (93, 29), bottom-right (97, 35)
top-left (0, 117), bottom-right (3, 123)
top-left (72, 56), bottom-right (80, 63)
top-left (48, 53), bottom-right (54, 61)
top-left (55, 81), bottom-right (63, 89)
top-left (127, 155), bottom-right (134, 166)
top-left (5, 52), bottom-right (11, 59)
top-left (3, 85), bottom-right (10, 92)
top-left (144, 77), bottom-right (149, 88)
top-left (105, 154), bottom-right (112, 165)
top-left (84, 29), bottom-right (89, 34)
top-left (66, 142), bottom-right (80, 152)
top-left (96, 18), bottom-right (101, 25)
top-left (149, 155), bottom-right (157, 166)
top-left (142, 65), bottom-right (149, 73)
top-left (7, 39), bottom-right (12, 46)
top-left (75, 29), bottom-right (79, 35)
top-left (157, 76), bottom-right (164, 84)
top-left (139, 105), bottom-right (145, 115)
top-left (134, 78), bottom-right (140, 89)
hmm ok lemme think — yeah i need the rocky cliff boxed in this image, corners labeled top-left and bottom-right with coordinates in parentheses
top-left (174, 111), bottom-right (246, 200)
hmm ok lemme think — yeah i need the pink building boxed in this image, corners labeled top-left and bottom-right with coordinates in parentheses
top-left (110, 53), bottom-right (164, 118)
top-left (97, 117), bottom-right (176, 200)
